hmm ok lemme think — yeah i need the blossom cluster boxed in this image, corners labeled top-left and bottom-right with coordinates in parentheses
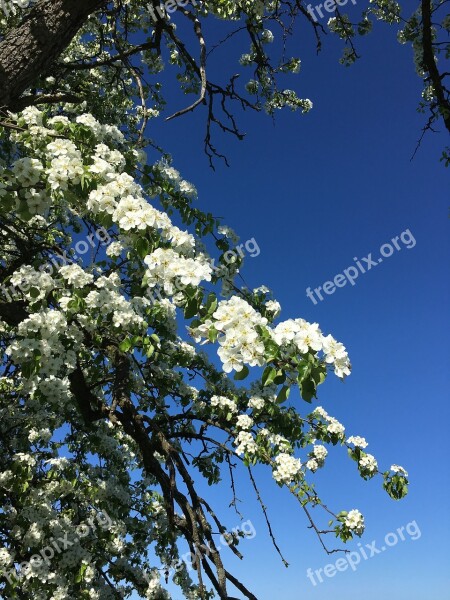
top-left (210, 395), bottom-right (238, 414)
top-left (272, 319), bottom-right (351, 379)
top-left (272, 453), bottom-right (302, 485)
top-left (234, 431), bottom-right (258, 456)
top-left (6, 310), bottom-right (81, 377)
top-left (312, 406), bottom-right (346, 441)
top-left (144, 248), bottom-right (212, 295)
top-left (344, 509), bottom-right (365, 536)
top-left (306, 444), bottom-right (328, 472)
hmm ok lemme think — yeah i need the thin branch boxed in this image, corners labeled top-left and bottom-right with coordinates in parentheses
top-left (247, 466), bottom-right (289, 567)
top-left (166, 12), bottom-right (207, 121)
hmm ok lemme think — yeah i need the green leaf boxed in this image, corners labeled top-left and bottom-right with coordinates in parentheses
top-left (184, 297), bottom-right (200, 319)
top-left (150, 333), bottom-right (160, 345)
top-left (21, 361), bottom-right (37, 379)
top-left (75, 563), bottom-right (88, 583)
top-left (276, 385), bottom-right (290, 404)
top-left (264, 340), bottom-right (280, 361)
top-left (136, 237), bottom-right (150, 259)
top-left (208, 327), bottom-right (218, 343)
top-left (262, 366), bottom-right (277, 387)
top-left (273, 369), bottom-right (286, 385)
top-left (347, 448), bottom-right (359, 462)
top-left (300, 378), bottom-right (316, 402)
top-left (297, 362), bottom-right (311, 383)
top-left (311, 365), bottom-right (327, 386)
top-left (205, 292), bottom-right (218, 316)
top-left (0, 193), bottom-right (16, 212)
top-left (383, 475), bottom-right (409, 500)
top-left (234, 365), bottom-right (249, 381)
top-left (119, 338), bottom-right (132, 353)
top-left (145, 344), bottom-right (155, 358)
top-left (216, 239), bottom-right (229, 251)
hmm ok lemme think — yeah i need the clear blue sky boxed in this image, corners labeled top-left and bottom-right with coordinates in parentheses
top-left (141, 13), bottom-right (449, 600)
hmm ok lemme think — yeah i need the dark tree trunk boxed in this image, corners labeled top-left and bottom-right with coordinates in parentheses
top-left (421, 0), bottom-right (450, 134)
top-left (0, 0), bottom-right (107, 111)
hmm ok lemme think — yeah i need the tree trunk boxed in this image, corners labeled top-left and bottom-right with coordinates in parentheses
top-left (421, 0), bottom-right (450, 134)
top-left (0, 0), bottom-right (107, 111)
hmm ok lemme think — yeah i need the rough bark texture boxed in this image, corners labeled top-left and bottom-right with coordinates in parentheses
top-left (0, 0), bottom-right (107, 110)
top-left (421, 0), bottom-right (450, 134)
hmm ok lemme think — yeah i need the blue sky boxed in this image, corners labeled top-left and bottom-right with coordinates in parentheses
top-left (141, 11), bottom-right (449, 600)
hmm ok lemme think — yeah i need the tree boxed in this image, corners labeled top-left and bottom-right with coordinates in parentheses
top-left (3, 0), bottom-right (443, 597)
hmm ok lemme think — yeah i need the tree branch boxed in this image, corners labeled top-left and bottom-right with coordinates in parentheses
top-left (421, 0), bottom-right (450, 133)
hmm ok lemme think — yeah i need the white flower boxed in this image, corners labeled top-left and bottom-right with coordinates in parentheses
top-left (272, 319), bottom-right (300, 344)
top-left (347, 436), bottom-right (368, 449)
top-left (24, 187), bottom-right (50, 215)
top-left (0, 547), bottom-right (13, 568)
top-left (45, 457), bottom-right (70, 468)
top-left (46, 151), bottom-right (84, 190)
top-left (210, 395), bottom-right (237, 414)
top-left (28, 428), bottom-right (52, 444)
top-left (234, 431), bottom-right (258, 456)
top-left (236, 414), bottom-right (253, 430)
top-left (106, 241), bottom-right (124, 257)
top-left (218, 225), bottom-right (239, 242)
top-left (327, 419), bottom-right (345, 438)
top-left (391, 464), bottom-right (408, 477)
top-left (313, 445), bottom-right (328, 461)
top-left (312, 406), bottom-right (329, 420)
top-left (178, 179), bottom-right (197, 199)
top-left (261, 29), bottom-right (274, 43)
top-left (345, 509), bottom-right (365, 535)
top-left (48, 115), bottom-right (70, 127)
top-left (12, 157), bottom-right (43, 187)
top-left (359, 454), bottom-right (378, 473)
top-left (248, 396), bottom-right (265, 410)
top-left (334, 356), bottom-right (351, 379)
top-left (10, 265), bottom-right (54, 303)
top-left (59, 264), bottom-right (94, 288)
top-left (46, 139), bottom-right (79, 157)
top-left (13, 453), bottom-right (36, 466)
top-left (203, 296), bottom-right (267, 373)
top-left (239, 53), bottom-right (253, 66)
top-left (144, 248), bottom-right (212, 294)
top-left (272, 453), bottom-right (302, 485)
top-left (306, 458), bottom-right (319, 472)
top-left (265, 300), bottom-right (281, 315)
top-left (322, 334), bottom-right (347, 363)
top-left (20, 106), bottom-right (43, 126)
top-left (294, 322), bottom-right (323, 353)
top-left (76, 113), bottom-right (102, 134)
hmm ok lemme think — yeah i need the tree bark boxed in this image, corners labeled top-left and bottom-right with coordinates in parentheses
top-left (421, 0), bottom-right (450, 134)
top-left (0, 0), bottom-right (107, 111)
